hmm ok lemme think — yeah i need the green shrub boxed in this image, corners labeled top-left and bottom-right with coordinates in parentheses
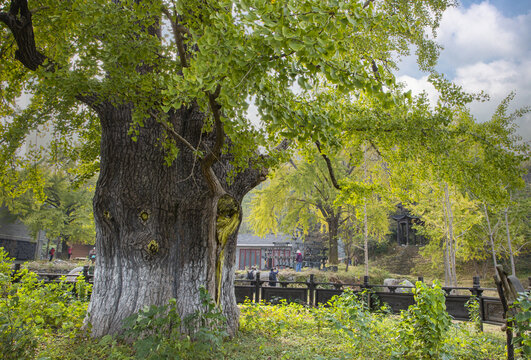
top-left (237, 286), bottom-right (505, 359)
top-left (465, 295), bottom-right (482, 332)
top-left (239, 298), bottom-right (312, 337)
top-left (395, 280), bottom-right (452, 359)
top-left (0, 247), bottom-right (90, 360)
top-left (319, 289), bottom-right (395, 358)
top-left (510, 291), bottom-right (531, 359)
top-left (122, 287), bottom-right (227, 360)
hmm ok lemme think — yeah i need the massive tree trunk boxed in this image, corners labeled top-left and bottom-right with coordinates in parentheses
top-left (87, 103), bottom-right (262, 337)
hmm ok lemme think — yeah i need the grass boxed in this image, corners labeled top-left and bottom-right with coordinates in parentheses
top-left (224, 327), bottom-right (358, 359)
top-left (226, 300), bottom-right (506, 360)
top-left (30, 298), bottom-right (507, 360)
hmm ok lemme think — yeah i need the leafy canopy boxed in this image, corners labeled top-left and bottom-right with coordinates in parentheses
top-left (0, 0), bottom-right (455, 192)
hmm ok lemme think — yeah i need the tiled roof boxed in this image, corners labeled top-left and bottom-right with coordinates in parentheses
top-left (236, 233), bottom-right (294, 245)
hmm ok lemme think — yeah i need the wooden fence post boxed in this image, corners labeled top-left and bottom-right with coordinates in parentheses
top-left (82, 265), bottom-right (89, 282)
top-left (307, 274), bottom-right (315, 306)
top-left (494, 274), bottom-right (514, 360)
top-left (254, 271), bottom-right (261, 303)
top-left (472, 276), bottom-right (484, 332)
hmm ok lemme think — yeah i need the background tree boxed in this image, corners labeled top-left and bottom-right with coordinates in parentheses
top-left (474, 182), bottom-right (530, 276)
top-left (405, 181), bottom-right (482, 286)
top-left (0, 0), bottom-right (464, 336)
top-left (335, 145), bottom-right (393, 276)
top-left (0, 166), bottom-right (96, 258)
top-left (249, 145), bottom-right (393, 275)
top-left (339, 201), bottom-right (391, 274)
top-left (379, 90), bottom-right (530, 282)
top-left (249, 152), bottom-right (353, 265)
top-left (454, 95), bottom-right (530, 276)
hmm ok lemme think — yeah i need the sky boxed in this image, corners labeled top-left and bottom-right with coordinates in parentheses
top-left (396, 0), bottom-right (531, 142)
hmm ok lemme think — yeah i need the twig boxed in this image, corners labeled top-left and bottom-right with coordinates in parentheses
top-left (155, 114), bottom-right (198, 153)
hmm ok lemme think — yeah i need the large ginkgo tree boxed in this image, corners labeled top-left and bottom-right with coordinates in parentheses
top-left (1, 0), bottom-right (456, 336)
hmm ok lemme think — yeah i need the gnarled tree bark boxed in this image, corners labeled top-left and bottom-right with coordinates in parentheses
top-left (87, 102), bottom-right (263, 336)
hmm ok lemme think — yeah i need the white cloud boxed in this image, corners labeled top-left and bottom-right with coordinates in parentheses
top-left (437, 3), bottom-right (527, 64)
top-left (397, 1), bottom-right (531, 141)
top-left (454, 59), bottom-right (531, 98)
top-left (454, 59), bottom-right (531, 123)
top-left (17, 92), bottom-right (32, 108)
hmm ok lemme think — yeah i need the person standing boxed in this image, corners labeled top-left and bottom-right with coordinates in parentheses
top-left (67, 246), bottom-right (72, 260)
top-left (246, 267), bottom-right (254, 283)
top-left (269, 267), bottom-right (279, 287)
top-left (249, 266), bottom-right (257, 286)
top-left (295, 250), bottom-right (303, 272)
top-left (49, 247), bottom-right (55, 261)
top-left (89, 247), bottom-right (96, 264)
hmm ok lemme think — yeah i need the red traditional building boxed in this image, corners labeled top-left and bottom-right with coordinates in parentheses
top-left (236, 233), bottom-right (301, 270)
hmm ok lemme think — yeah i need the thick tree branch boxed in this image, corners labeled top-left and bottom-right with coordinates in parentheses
top-left (371, 59), bottom-right (380, 81)
top-left (162, 6), bottom-right (189, 68)
top-left (75, 93), bottom-right (108, 112)
top-left (276, 138), bottom-right (290, 151)
top-left (201, 86), bottom-right (226, 195)
top-left (44, 197), bottom-right (60, 209)
top-left (339, 214), bottom-right (350, 226)
top-left (314, 202), bottom-right (330, 218)
top-left (0, 0), bottom-right (46, 71)
top-left (368, 139), bottom-right (383, 158)
top-left (1, 0), bottom-right (104, 111)
top-left (315, 141), bottom-right (341, 190)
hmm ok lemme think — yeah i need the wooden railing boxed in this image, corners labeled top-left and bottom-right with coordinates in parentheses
top-left (12, 263), bottom-right (95, 283)
top-left (14, 264), bottom-right (531, 327)
top-left (234, 274), bottom-right (531, 327)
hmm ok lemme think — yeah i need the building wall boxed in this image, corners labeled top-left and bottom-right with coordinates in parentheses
top-left (71, 244), bottom-right (94, 259)
top-left (0, 238), bottom-right (36, 261)
top-left (0, 207), bottom-right (33, 242)
top-left (236, 245), bottom-right (294, 270)
top-left (237, 247), bottom-right (262, 270)
top-left (0, 207), bottom-right (36, 260)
